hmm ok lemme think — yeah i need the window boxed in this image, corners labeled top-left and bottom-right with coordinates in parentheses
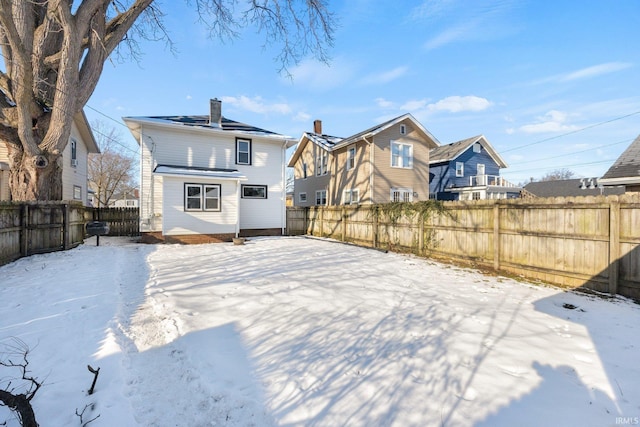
top-left (236, 138), bottom-right (251, 165)
top-left (125, 200), bottom-right (136, 207)
top-left (473, 142), bottom-right (481, 153)
top-left (391, 188), bottom-right (413, 202)
top-left (204, 185), bottom-right (220, 210)
top-left (400, 124), bottom-right (407, 135)
top-left (316, 151), bottom-right (328, 176)
top-left (73, 185), bottom-right (82, 200)
top-left (70, 139), bottom-right (77, 167)
top-left (185, 183), bottom-right (221, 211)
top-left (315, 190), bottom-right (327, 205)
top-left (343, 189), bottom-right (360, 205)
top-left (242, 184), bottom-right (267, 199)
top-left (391, 141), bottom-right (413, 169)
top-left (456, 162), bottom-right (464, 177)
top-left (303, 162), bottom-right (308, 179)
top-left (347, 146), bottom-right (356, 170)
top-left (472, 192), bottom-right (481, 200)
top-left (299, 192), bottom-right (307, 203)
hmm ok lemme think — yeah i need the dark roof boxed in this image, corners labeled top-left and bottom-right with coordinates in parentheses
top-left (429, 136), bottom-right (481, 163)
top-left (601, 134), bottom-right (640, 180)
top-left (524, 178), bottom-right (625, 198)
top-left (147, 115), bottom-right (280, 135)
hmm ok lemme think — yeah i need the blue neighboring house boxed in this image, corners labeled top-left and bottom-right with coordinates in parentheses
top-left (429, 135), bottom-right (521, 200)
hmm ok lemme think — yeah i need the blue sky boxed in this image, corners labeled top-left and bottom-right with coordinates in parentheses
top-left (86, 0), bottom-right (640, 184)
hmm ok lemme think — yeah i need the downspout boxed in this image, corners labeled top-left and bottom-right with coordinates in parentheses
top-left (363, 134), bottom-right (374, 203)
top-left (281, 139), bottom-right (288, 235)
top-left (236, 179), bottom-right (241, 238)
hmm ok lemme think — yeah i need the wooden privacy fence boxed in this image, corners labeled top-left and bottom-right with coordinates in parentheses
top-left (286, 194), bottom-right (640, 300)
top-left (0, 204), bottom-right (140, 267)
top-left (0, 202), bottom-right (89, 266)
top-left (91, 207), bottom-right (140, 237)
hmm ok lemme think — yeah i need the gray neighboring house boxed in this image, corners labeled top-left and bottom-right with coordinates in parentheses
top-left (524, 178), bottom-right (625, 198)
top-left (599, 134), bottom-right (640, 192)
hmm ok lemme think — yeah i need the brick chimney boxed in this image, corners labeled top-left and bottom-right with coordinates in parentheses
top-left (210, 98), bottom-right (222, 128)
top-left (313, 119), bottom-right (322, 134)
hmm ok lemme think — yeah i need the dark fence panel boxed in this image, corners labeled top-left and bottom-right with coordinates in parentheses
top-left (91, 207), bottom-right (140, 236)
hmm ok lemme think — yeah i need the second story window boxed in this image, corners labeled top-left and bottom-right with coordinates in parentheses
top-left (70, 139), bottom-right (78, 167)
top-left (391, 141), bottom-right (412, 169)
top-left (302, 162), bottom-right (308, 179)
top-left (236, 138), bottom-right (251, 165)
top-left (456, 162), bottom-right (464, 177)
top-left (316, 151), bottom-right (328, 176)
top-left (347, 146), bottom-right (356, 170)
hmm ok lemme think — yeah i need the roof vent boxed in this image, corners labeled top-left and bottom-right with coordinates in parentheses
top-left (210, 98), bottom-right (222, 128)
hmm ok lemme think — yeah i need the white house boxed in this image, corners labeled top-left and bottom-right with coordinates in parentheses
top-left (0, 110), bottom-right (99, 205)
top-left (123, 99), bottom-right (295, 243)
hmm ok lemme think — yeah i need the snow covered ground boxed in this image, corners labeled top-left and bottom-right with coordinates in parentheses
top-left (1, 236), bottom-right (639, 427)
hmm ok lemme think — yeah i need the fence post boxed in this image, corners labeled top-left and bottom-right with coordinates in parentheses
top-left (493, 201), bottom-right (501, 271)
top-left (373, 209), bottom-right (378, 249)
top-left (341, 206), bottom-right (346, 241)
top-left (20, 204), bottom-right (29, 257)
top-left (319, 206), bottom-right (324, 237)
top-left (63, 203), bottom-right (70, 250)
top-left (418, 213), bottom-right (424, 255)
top-left (608, 199), bottom-right (620, 295)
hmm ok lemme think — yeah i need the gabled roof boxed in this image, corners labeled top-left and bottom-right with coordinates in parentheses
top-left (123, 115), bottom-right (296, 147)
top-left (524, 178), bottom-right (625, 198)
top-left (75, 110), bottom-right (100, 154)
top-left (288, 113), bottom-right (439, 167)
top-left (429, 135), bottom-right (508, 168)
top-left (600, 134), bottom-right (640, 182)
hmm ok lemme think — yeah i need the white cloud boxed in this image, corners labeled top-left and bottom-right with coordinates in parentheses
top-left (288, 57), bottom-right (357, 90)
top-left (186, 95), bottom-right (192, 100)
top-left (375, 98), bottom-right (395, 109)
top-left (427, 95), bottom-right (492, 113)
top-left (561, 62), bottom-right (632, 82)
top-left (221, 95), bottom-right (291, 115)
top-left (517, 110), bottom-right (579, 134)
top-left (293, 111), bottom-right (312, 122)
top-left (424, 23), bottom-right (476, 50)
top-left (401, 99), bottom-right (429, 111)
top-left (361, 66), bottom-right (409, 85)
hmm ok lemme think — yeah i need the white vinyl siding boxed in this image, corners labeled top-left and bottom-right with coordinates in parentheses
top-left (62, 121), bottom-right (91, 205)
top-left (162, 176), bottom-right (237, 235)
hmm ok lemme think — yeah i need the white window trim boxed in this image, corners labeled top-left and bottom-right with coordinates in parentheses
top-left (73, 185), bottom-right (82, 200)
top-left (390, 187), bottom-right (413, 203)
top-left (473, 142), bottom-right (481, 153)
top-left (347, 146), bottom-right (356, 171)
top-left (343, 188), bottom-right (360, 205)
top-left (316, 151), bottom-right (328, 176)
top-left (400, 124), bottom-right (407, 135)
top-left (184, 183), bottom-right (222, 212)
top-left (236, 138), bottom-right (251, 165)
top-left (456, 162), bottom-right (464, 177)
top-left (315, 189), bottom-right (327, 206)
top-left (299, 192), bottom-right (307, 203)
top-left (390, 141), bottom-right (413, 169)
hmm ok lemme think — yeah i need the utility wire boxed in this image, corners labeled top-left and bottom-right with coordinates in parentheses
top-left (501, 111), bottom-right (640, 153)
top-left (509, 137), bottom-right (631, 166)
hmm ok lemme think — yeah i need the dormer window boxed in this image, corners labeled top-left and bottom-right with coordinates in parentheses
top-left (473, 142), bottom-right (481, 153)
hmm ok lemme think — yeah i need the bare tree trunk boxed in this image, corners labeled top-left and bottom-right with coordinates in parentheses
top-left (6, 142), bottom-right (62, 201)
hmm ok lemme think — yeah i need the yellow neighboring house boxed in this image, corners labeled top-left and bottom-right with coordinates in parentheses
top-left (0, 111), bottom-right (99, 205)
top-left (288, 114), bottom-right (439, 206)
